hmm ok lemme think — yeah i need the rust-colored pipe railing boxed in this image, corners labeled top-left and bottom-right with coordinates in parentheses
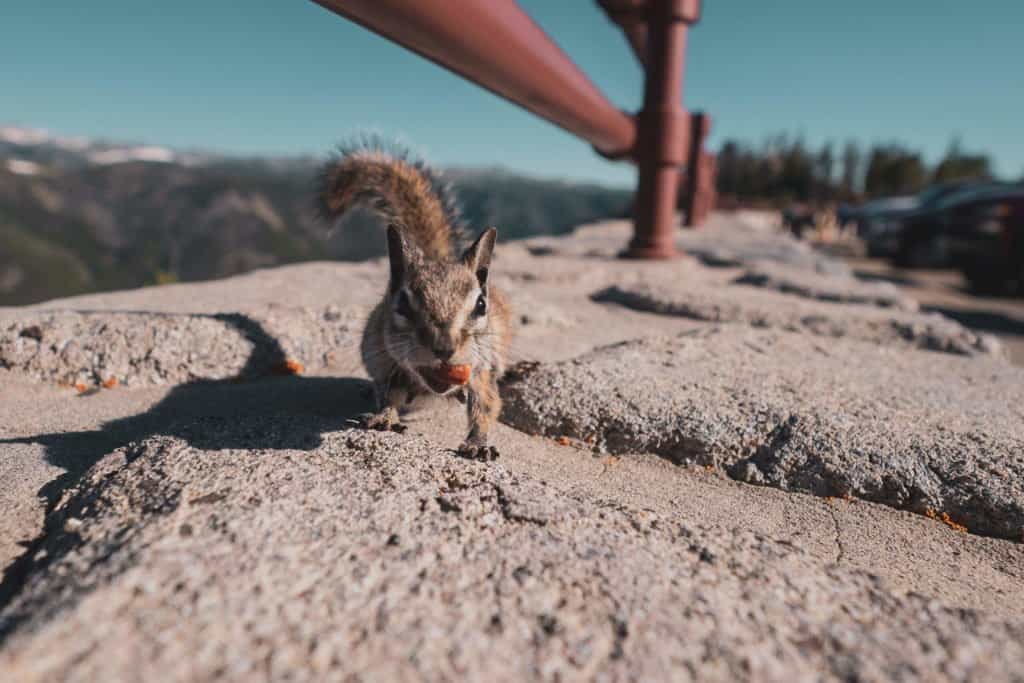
top-left (311, 0), bottom-right (636, 158)
top-left (600, 0), bottom-right (713, 234)
top-left (623, 0), bottom-right (693, 256)
top-left (310, 0), bottom-right (712, 258)
top-left (682, 112), bottom-right (716, 226)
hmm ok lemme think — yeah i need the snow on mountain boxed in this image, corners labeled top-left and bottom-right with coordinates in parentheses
top-left (1, 126), bottom-right (177, 166)
top-left (0, 126), bottom-right (90, 151)
top-left (88, 146), bottom-right (176, 165)
top-left (5, 159), bottom-right (43, 176)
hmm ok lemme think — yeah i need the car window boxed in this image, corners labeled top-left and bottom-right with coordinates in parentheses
top-left (934, 186), bottom-right (1005, 210)
top-left (917, 185), bottom-right (958, 206)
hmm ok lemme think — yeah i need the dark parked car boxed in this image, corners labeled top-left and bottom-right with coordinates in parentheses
top-left (891, 183), bottom-right (1022, 269)
top-left (858, 182), bottom-right (973, 257)
top-left (951, 193), bottom-right (1024, 294)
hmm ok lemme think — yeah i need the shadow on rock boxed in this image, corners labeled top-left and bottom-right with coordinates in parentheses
top-left (0, 314), bottom-right (373, 613)
top-left (853, 268), bottom-right (924, 288)
top-left (925, 306), bottom-right (1024, 338)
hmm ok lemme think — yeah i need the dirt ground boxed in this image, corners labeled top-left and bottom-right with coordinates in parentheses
top-left (849, 257), bottom-right (1024, 366)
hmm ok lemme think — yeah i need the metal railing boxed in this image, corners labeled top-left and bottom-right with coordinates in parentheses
top-left (311, 0), bottom-right (715, 258)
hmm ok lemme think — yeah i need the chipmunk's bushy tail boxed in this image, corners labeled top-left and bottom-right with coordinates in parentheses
top-left (317, 137), bottom-right (464, 259)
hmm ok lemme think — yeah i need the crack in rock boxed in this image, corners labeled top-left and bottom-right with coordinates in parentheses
top-left (592, 282), bottom-right (1002, 358)
top-left (733, 262), bottom-right (919, 311)
top-left (825, 502), bottom-right (846, 565)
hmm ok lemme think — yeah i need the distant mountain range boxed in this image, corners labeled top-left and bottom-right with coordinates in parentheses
top-left (0, 127), bottom-right (631, 305)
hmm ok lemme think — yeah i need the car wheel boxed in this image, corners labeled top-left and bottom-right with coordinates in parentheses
top-left (893, 241), bottom-right (917, 268)
top-left (963, 263), bottom-right (1006, 296)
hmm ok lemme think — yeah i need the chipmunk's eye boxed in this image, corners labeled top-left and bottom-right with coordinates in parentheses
top-left (395, 290), bottom-right (413, 318)
top-left (472, 294), bottom-right (487, 317)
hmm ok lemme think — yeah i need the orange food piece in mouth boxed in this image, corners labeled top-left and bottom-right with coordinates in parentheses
top-left (440, 363), bottom-right (472, 385)
top-left (416, 363), bottom-right (472, 393)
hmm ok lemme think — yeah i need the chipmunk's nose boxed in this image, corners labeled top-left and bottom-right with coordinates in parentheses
top-left (433, 344), bottom-right (455, 362)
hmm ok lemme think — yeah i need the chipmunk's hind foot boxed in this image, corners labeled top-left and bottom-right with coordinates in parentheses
top-left (355, 407), bottom-right (407, 433)
top-left (454, 440), bottom-right (500, 462)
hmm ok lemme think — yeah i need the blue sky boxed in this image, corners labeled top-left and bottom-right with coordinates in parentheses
top-left (3, 0), bottom-right (1021, 186)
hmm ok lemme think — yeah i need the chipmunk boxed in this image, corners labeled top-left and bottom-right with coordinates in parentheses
top-left (318, 141), bottom-right (512, 460)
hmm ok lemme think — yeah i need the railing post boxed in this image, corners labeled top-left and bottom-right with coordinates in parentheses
top-left (696, 148), bottom-right (718, 225)
top-left (622, 0), bottom-right (700, 259)
top-left (682, 111), bottom-right (712, 226)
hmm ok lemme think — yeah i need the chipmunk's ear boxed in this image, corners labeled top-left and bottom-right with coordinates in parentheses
top-left (386, 224), bottom-right (412, 289)
top-left (462, 227), bottom-right (497, 287)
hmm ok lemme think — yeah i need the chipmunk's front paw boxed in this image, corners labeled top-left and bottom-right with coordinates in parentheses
top-left (454, 440), bottom-right (499, 462)
top-left (357, 411), bottom-right (406, 433)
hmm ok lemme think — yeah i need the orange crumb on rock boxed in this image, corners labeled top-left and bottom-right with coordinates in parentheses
top-left (942, 513), bottom-right (967, 533)
top-left (102, 377), bottom-right (118, 389)
top-left (73, 382), bottom-right (88, 394)
top-left (925, 508), bottom-right (967, 533)
top-left (274, 359), bottom-right (305, 376)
